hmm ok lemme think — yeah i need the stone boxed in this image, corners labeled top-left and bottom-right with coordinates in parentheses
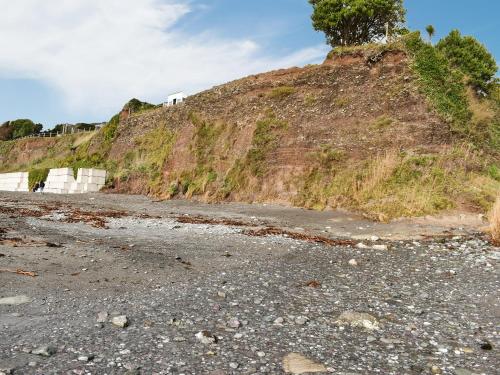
top-left (111, 315), bottom-right (129, 328)
top-left (282, 353), bottom-right (326, 374)
top-left (455, 369), bottom-right (478, 375)
top-left (229, 362), bottom-right (239, 369)
top-left (430, 365), bottom-right (442, 374)
top-left (274, 317), bottom-right (284, 325)
top-left (295, 316), bottom-right (309, 325)
top-left (195, 331), bottom-right (217, 345)
top-left (335, 311), bottom-right (379, 331)
top-left (348, 259), bottom-right (358, 266)
top-left (257, 351), bottom-right (266, 357)
top-left (356, 243), bottom-right (369, 249)
top-left (217, 291), bottom-right (226, 299)
top-left (372, 244), bottom-right (389, 251)
top-left (0, 295), bottom-right (31, 305)
top-left (228, 318), bottom-right (241, 328)
top-left (78, 354), bottom-right (94, 362)
top-left (479, 339), bottom-right (493, 350)
top-left (31, 345), bottom-right (57, 357)
top-left (97, 311), bottom-right (109, 323)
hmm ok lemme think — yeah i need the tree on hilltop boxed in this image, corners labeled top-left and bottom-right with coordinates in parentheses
top-left (425, 25), bottom-right (435, 43)
top-left (437, 30), bottom-right (498, 93)
top-left (309, 0), bottom-right (406, 47)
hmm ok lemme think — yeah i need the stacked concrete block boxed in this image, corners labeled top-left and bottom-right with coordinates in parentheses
top-left (44, 168), bottom-right (76, 194)
top-left (76, 168), bottom-right (106, 193)
top-left (0, 172), bottom-right (29, 192)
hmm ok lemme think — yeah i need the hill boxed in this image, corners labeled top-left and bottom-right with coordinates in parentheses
top-left (1, 35), bottom-right (499, 221)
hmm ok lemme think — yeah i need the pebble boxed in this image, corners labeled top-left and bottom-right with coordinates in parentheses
top-left (0, 295), bottom-right (31, 305)
top-left (97, 311), bottom-right (109, 323)
top-left (295, 316), bottom-right (309, 325)
top-left (228, 317), bottom-right (241, 328)
top-left (195, 331), bottom-right (217, 345)
top-left (274, 317), bottom-right (284, 325)
top-left (31, 345), bottom-right (57, 357)
top-left (335, 311), bottom-right (379, 331)
top-left (348, 259), bottom-right (358, 266)
top-left (229, 362), bottom-right (239, 369)
top-left (78, 354), bottom-right (94, 362)
top-left (282, 353), bottom-right (326, 374)
top-left (111, 315), bottom-right (129, 328)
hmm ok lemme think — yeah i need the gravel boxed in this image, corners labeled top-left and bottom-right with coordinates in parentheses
top-left (0, 193), bottom-right (498, 374)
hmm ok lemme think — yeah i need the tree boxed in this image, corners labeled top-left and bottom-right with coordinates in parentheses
top-left (10, 119), bottom-right (43, 139)
top-left (309, 0), bottom-right (406, 47)
top-left (0, 122), bottom-right (14, 141)
top-left (436, 30), bottom-right (498, 93)
top-left (425, 25), bottom-right (435, 43)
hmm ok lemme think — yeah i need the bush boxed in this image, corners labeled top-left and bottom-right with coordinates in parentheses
top-left (28, 168), bottom-right (49, 190)
top-left (269, 86), bottom-right (295, 99)
top-left (404, 32), bottom-right (472, 134)
top-left (436, 30), bottom-right (497, 94)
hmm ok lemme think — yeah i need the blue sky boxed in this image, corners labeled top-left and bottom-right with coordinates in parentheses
top-left (0, 0), bottom-right (498, 129)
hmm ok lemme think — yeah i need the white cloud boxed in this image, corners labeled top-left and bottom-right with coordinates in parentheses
top-left (0, 0), bottom-right (327, 117)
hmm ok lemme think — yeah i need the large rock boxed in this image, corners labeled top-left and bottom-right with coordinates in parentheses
top-left (283, 353), bottom-right (326, 374)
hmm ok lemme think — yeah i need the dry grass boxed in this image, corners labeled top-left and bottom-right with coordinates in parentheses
top-left (490, 195), bottom-right (500, 245)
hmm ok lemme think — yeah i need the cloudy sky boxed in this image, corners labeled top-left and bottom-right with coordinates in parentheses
top-left (0, 0), bottom-right (498, 128)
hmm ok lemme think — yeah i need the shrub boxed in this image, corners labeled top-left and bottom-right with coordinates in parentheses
top-left (436, 30), bottom-right (497, 93)
top-left (404, 32), bottom-right (472, 134)
top-left (269, 86), bottom-right (295, 99)
top-left (28, 168), bottom-right (50, 190)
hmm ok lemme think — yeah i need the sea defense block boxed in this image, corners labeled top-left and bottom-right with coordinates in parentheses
top-left (0, 172), bottom-right (29, 192)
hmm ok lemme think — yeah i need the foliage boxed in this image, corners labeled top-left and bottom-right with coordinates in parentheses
top-left (102, 114), bottom-right (120, 142)
top-left (295, 147), bottom-right (500, 220)
top-left (425, 25), bottom-right (435, 43)
top-left (404, 32), bottom-right (472, 134)
top-left (246, 114), bottom-right (288, 176)
top-left (436, 30), bottom-right (498, 93)
top-left (124, 98), bottom-right (157, 114)
top-left (0, 119), bottom-right (43, 141)
top-left (222, 113), bottom-right (288, 196)
top-left (28, 168), bottom-right (49, 190)
top-left (269, 86), bottom-right (295, 99)
top-left (309, 0), bottom-right (406, 46)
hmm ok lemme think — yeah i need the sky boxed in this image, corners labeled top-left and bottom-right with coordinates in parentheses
top-left (0, 0), bottom-right (498, 128)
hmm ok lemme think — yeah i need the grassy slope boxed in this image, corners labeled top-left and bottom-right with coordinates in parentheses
top-left (0, 34), bottom-right (498, 219)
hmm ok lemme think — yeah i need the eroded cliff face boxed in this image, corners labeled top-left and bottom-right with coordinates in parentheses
top-left (3, 49), bottom-right (496, 219)
top-left (105, 50), bottom-right (450, 202)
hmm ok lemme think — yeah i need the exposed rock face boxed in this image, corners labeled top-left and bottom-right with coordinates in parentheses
top-left (0, 50), bottom-right (453, 207)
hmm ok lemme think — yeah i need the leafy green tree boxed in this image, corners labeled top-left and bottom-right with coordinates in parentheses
top-left (10, 119), bottom-right (43, 139)
top-left (436, 30), bottom-right (498, 93)
top-left (309, 0), bottom-right (406, 47)
top-left (425, 25), bottom-right (435, 43)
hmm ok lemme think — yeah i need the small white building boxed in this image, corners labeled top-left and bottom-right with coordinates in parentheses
top-left (164, 92), bottom-right (187, 107)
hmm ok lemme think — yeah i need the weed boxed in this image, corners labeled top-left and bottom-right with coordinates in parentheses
top-left (370, 116), bottom-right (394, 131)
top-left (269, 86), bottom-right (295, 99)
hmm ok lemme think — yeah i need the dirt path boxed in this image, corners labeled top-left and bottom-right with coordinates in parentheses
top-left (0, 192), bottom-right (498, 374)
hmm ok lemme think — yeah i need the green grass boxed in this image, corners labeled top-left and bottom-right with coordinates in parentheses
top-left (370, 116), bottom-right (394, 131)
top-left (295, 146), bottom-right (500, 221)
top-left (269, 86), bottom-right (295, 99)
top-left (28, 168), bottom-right (49, 190)
top-left (404, 32), bottom-right (472, 134)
